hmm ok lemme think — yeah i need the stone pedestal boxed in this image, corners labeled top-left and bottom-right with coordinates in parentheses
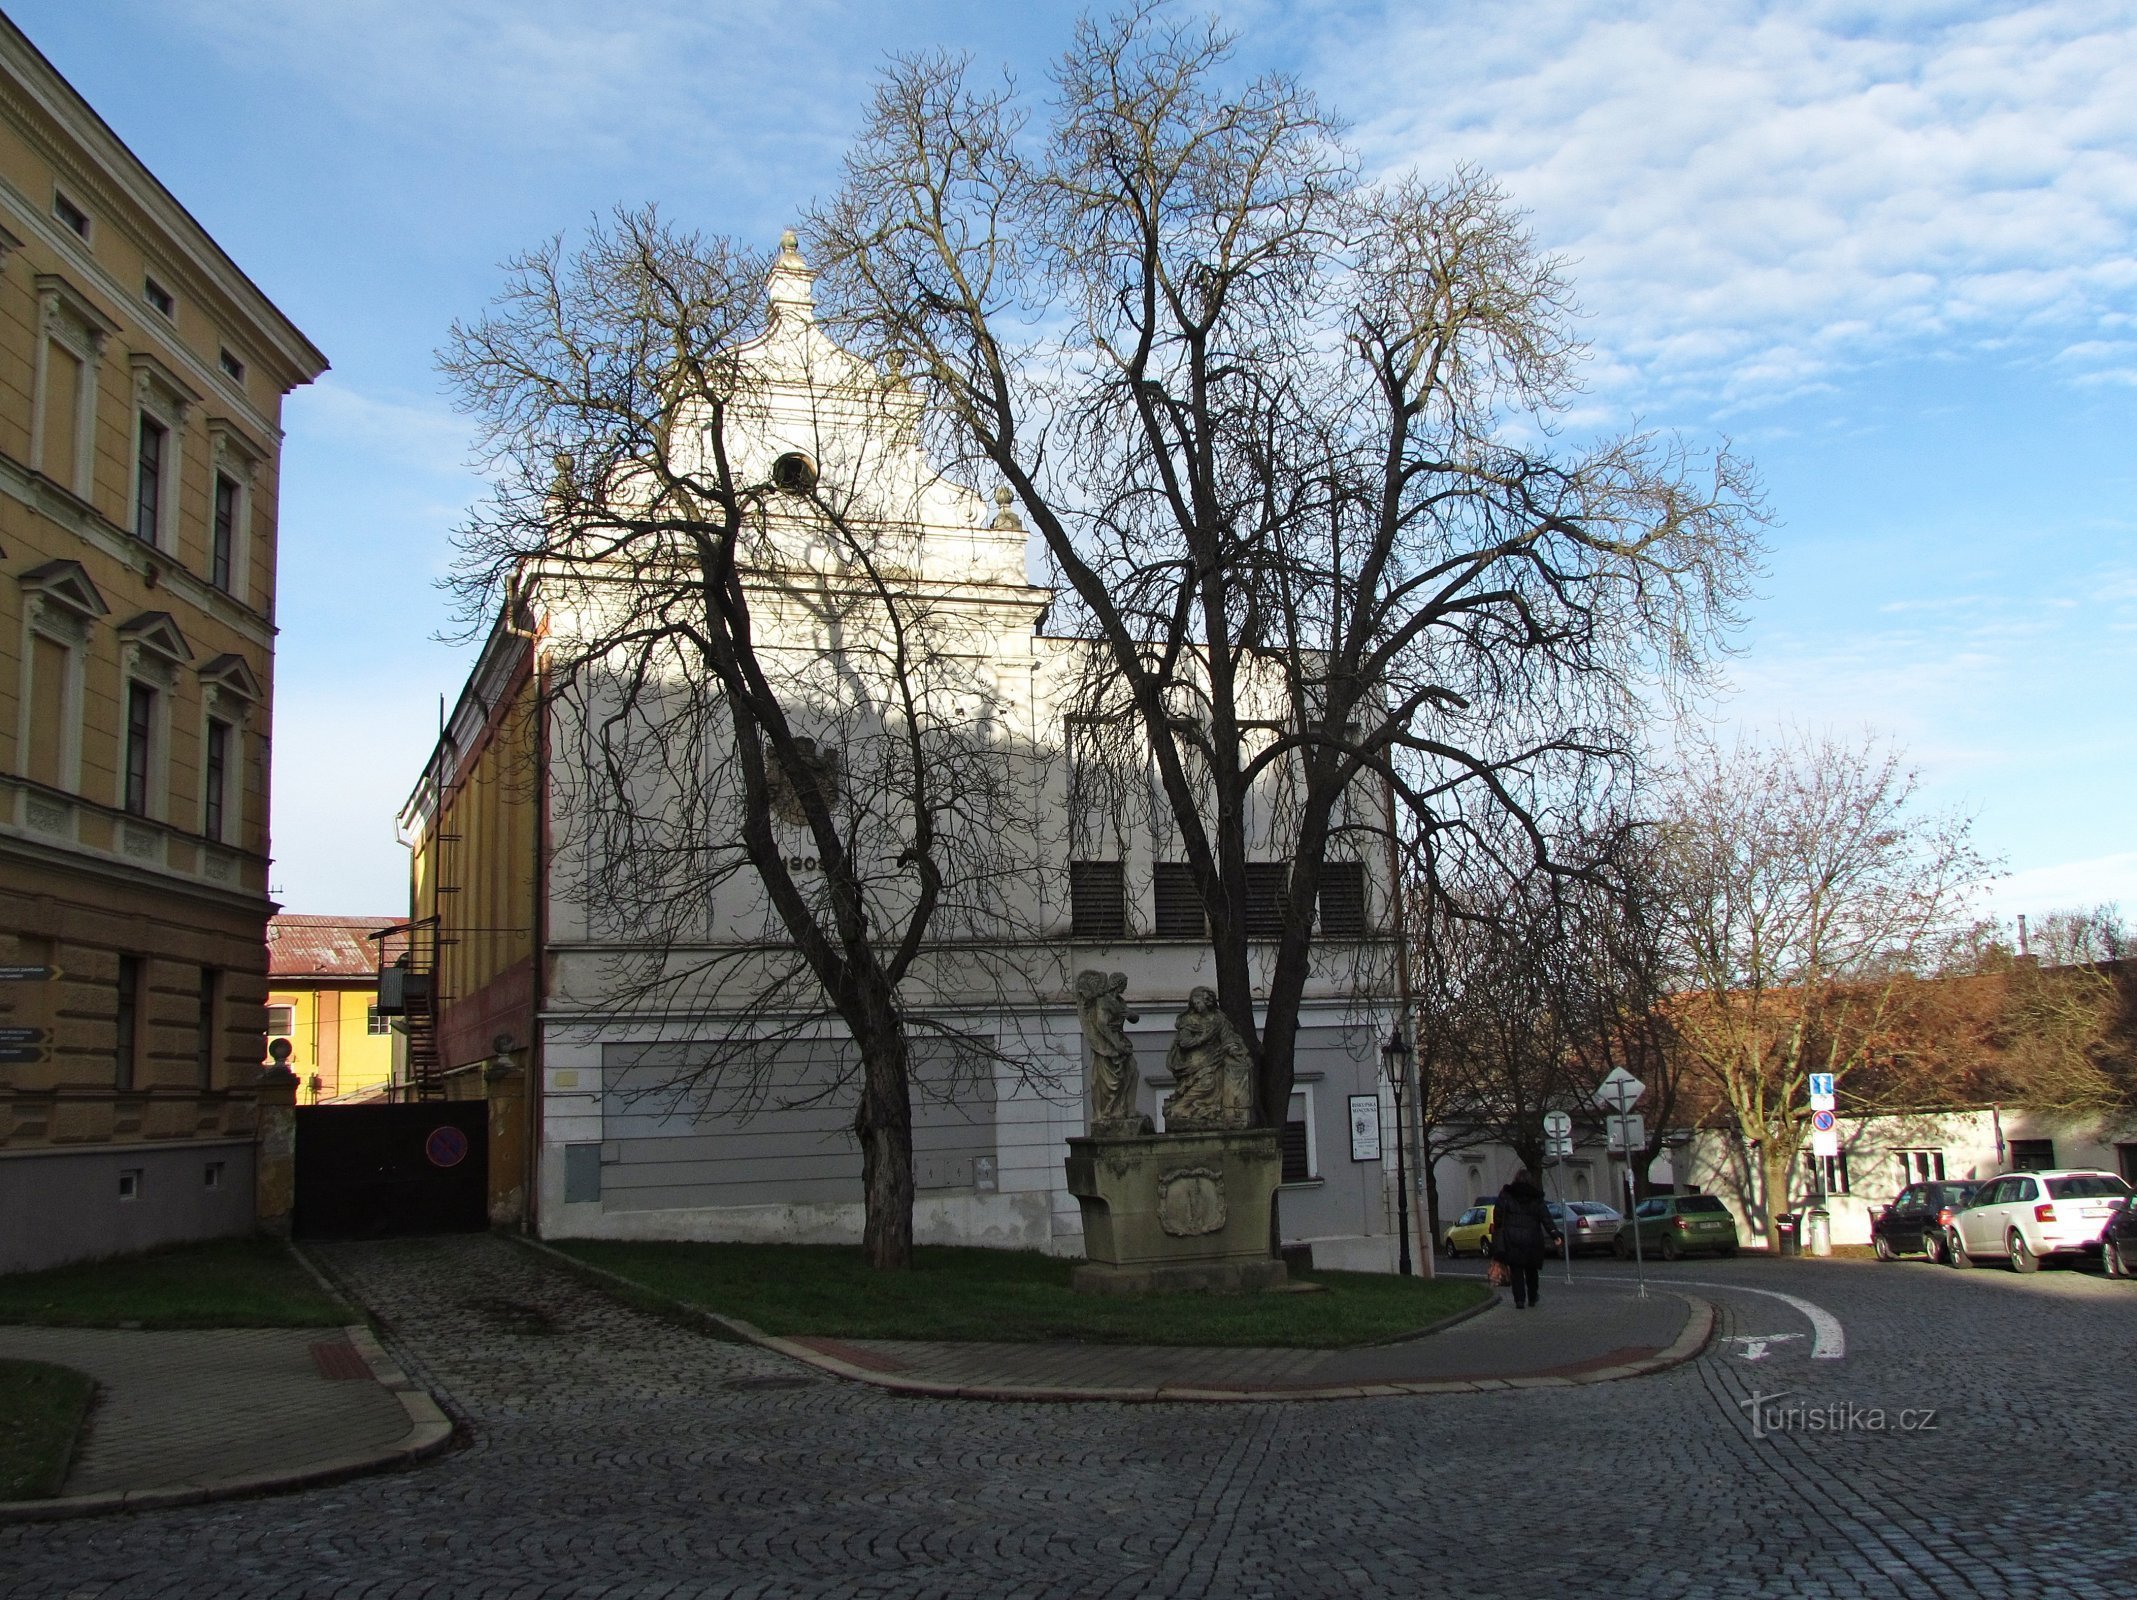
top-left (1065, 1129), bottom-right (1288, 1294)
top-left (253, 1063), bottom-right (299, 1238)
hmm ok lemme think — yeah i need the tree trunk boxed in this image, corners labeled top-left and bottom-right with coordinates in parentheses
top-left (1761, 1143), bottom-right (1793, 1251)
top-left (855, 1031), bottom-right (916, 1270)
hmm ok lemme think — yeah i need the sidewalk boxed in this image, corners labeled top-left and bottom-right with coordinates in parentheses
top-left (0, 1322), bottom-right (451, 1521)
top-left (540, 1239), bottom-right (1715, 1403)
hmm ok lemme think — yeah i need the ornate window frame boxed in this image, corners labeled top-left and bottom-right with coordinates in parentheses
top-left (31, 273), bottom-right (115, 502)
top-left (115, 611), bottom-right (192, 821)
top-left (129, 352), bottom-right (199, 553)
top-left (14, 559), bottom-right (107, 796)
top-left (196, 653), bottom-right (260, 846)
top-left (206, 420), bottom-right (263, 598)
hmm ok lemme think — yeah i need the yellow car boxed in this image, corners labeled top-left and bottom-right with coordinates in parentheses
top-left (1442, 1202), bottom-right (1496, 1257)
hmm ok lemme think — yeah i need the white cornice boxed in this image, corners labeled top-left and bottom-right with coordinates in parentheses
top-left (0, 23), bottom-right (327, 389)
top-left (0, 445), bottom-right (275, 649)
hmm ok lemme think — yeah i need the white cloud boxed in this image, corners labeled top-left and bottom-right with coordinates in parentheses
top-left (1326, 0), bottom-right (2137, 407)
top-left (1979, 851), bottom-right (2137, 924)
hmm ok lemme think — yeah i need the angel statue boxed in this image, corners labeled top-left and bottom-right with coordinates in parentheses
top-left (1074, 970), bottom-right (1151, 1136)
top-left (1162, 987), bottom-right (1254, 1131)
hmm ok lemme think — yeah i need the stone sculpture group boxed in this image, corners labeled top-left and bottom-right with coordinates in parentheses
top-left (1065, 969), bottom-right (1285, 1294)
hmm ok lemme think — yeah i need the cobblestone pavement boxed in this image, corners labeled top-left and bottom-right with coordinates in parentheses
top-left (4, 1235), bottom-right (2133, 1598)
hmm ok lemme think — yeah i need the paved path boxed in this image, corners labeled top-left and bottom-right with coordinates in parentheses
top-left (0, 1324), bottom-right (445, 1514)
top-left (780, 1274), bottom-right (1698, 1396)
top-left (3, 1235), bottom-right (2134, 1597)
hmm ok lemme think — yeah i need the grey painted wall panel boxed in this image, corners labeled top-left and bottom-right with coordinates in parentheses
top-left (595, 1037), bottom-right (998, 1214)
top-left (0, 1141), bottom-right (256, 1274)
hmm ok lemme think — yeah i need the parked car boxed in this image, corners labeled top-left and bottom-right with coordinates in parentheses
top-left (1562, 1200), bottom-right (1624, 1254)
top-left (1947, 1169), bottom-right (2134, 1272)
top-left (1871, 1180), bottom-right (1982, 1263)
top-left (1442, 1204), bottom-right (1495, 1257)
top-left (2102, 1198), bottom-right (2137, 1280)
top-left (1616, 1194), bottom-right (1740, 1260)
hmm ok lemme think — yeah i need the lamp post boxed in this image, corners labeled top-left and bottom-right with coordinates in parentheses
top-left (1383, 1027), bottom-right (1414, 1276)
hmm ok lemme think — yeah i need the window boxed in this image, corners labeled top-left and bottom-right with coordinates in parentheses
top-left (2048, 1174), bottom-right (2131, 1200)
top-left (118, 1168), bottom-right (143, 1200)
top-left (1807, 1151), bottom-right (1851, 1195)
top-left (53, 191), bottom-right (89, 239)
top-left (1069, 860), bottom-right (1127, 938)
top-left (1318, 861), bottom-right (1367, 936)
top-left (115, 955), bottom-right (142, 1090)
top-left (203, 718), bottom-right (230, 841)
top-left (1897, 1149), bottom-right (1945, 1183)
top-left (124, 682), bottom-right (155, 815)
top-left (24, 632), bottom-right (71, 788)
top-left (1244, 863), bottom-right (1290, 939)
top-left (366, 1005), bottom-right (391, 1036)
top-left (211, 474), bottom-right (239, 591)
top-left (264, 1003), bottom-right (295, 1039)
top-left (1279, 1088), bottom-right (1316, 1183)
top-left (40, 340), bottom-right (86, 489)
top-left (2010, 1139), bottom-right (2055, 1173)
top-left (1152, 863), bottom-right (1204, 938)
top-left (203, 1161), bottom-right (225, 1189)
top-left (196, 967), bottom-right (219, 1089)
top-left (218, 347), bottom-right (246, 383)
top-left (145, 277), bottom-right (174, 317)
top-left (134, 414), bottom-right (167, 543)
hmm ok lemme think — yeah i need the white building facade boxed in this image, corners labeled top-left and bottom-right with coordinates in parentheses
top-left (408, 242), bottom-right (1413, 1270)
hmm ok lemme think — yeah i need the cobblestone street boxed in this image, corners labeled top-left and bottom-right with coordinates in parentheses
top-left (4, 1234), bottom-right (2132, 1599)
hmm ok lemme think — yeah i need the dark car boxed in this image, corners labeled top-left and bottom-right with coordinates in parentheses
top-left (2103, 1197), bottom-right (2137, 1280)
top-left (1872, 1179), bottom-right (1981, 1264)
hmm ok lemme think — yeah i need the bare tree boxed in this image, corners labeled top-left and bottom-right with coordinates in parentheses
top-left (1658, 729), bottom-right (1993, 1243)
top-left (1994, 904), bottom-right (2135, 1117)
top-left (443, 214), bottom-right (1054, 1269)
top-left (1413, 816), bottom-right (1677, 1194)
top-left (812, 4), bottom-right (1761, 1185)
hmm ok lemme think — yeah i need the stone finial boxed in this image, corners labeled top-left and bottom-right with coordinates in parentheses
top-left (768, 228), bottom-right (815, 320)
top-left (991, 484), bottom-right (1024, 532)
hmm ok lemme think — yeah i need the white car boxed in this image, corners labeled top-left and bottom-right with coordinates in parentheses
top-left (1947, 1169), bottom-right (2134, 1273)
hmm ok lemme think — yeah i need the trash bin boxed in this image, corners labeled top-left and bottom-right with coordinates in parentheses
top-left (1806, 1207), bottom-right (1832, 1257)
top-left (1774, 1213), bottom-right (1800, 1257)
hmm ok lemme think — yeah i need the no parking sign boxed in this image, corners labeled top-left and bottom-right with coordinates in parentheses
top-left (1810, 1106), bottom-right (1838, 1158)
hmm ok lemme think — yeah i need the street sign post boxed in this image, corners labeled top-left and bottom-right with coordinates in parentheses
top-left (1810, 1106), bottom-right (1839, 1159)
top-left (1607, 1113), bottom-right (1645, 1152)
top-left (1543, 1109), bottom-right (1574, 1159)
top-left (1597, 1066), bottom-right (1645, 1113)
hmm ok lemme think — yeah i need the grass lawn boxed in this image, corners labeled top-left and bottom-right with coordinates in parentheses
top-left (0, 1359), bottom-right (96, 1500)
top-left (0, 1238), bottom-right (351, 1329)
top-left (558, 1241), bottom-right (1491, 1346)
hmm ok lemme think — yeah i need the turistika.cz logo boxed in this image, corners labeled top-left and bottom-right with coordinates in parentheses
top-left (1737, 1391), bottom-right (1938, 1440)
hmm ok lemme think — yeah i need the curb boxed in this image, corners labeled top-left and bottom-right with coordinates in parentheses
top-left (520, 1235), bottom-right (1716, 1405)
top-left (0, 1319), bottom-right (454, 1524)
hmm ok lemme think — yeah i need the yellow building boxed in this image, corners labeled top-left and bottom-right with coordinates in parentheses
top-left (0, 17), bottom-right (327, 1271)
top-left (266, 916), bottom-right (402, 1105)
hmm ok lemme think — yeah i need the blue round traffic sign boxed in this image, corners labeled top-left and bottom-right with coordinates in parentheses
top-left (424, 1125), bottom-right (470, 1168)
top-left (1810, 1109), bottom-right (1836, 1133)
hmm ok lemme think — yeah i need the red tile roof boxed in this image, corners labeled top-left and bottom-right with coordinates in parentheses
top-left (268, 915), bottom-right (405, 982)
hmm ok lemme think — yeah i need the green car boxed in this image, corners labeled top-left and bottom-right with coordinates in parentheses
top-left (1615, 1194), bottom-right (1740, 1260)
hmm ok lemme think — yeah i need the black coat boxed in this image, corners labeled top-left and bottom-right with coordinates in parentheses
top-left (1492, 1181), bottom-right (1558, 1265)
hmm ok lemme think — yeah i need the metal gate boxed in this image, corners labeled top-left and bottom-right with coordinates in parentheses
top-left (293, 1101), bottom-right (489, 1239)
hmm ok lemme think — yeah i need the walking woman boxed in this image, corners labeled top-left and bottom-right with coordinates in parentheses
top-left (1491, 1169), bottom-right (1561, 1310)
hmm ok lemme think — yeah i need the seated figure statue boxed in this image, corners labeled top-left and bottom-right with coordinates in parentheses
top-left (1162, 986), bottom-right (1254, 1132)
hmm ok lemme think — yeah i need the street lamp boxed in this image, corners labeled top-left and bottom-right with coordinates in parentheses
top-left (1382, 1027), bottom-right (1414, 1276)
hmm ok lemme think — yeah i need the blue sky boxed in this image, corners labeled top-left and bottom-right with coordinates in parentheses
top-left (13, 1), bottom-right (2132, 923)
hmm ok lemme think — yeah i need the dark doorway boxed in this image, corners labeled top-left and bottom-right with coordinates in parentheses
top-left (294, 1102), bottom-right (489, 1239)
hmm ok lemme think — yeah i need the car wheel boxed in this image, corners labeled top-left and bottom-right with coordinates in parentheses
top-left (1715, 1244), bottom-right (1738, 1259)
top-left (1922, 1231), bottom-right (1946, 1266)
top-left (2107, 1240), bottom-right (2129, 1280)
top-left (1873, 1234), bottom-right (1896, 1262)
top-left (1614, 1235), bottom-right (1632, 1261)
top-left (1659, 1235), bottom-right (1681, 1262)
top-left (1947, 1230), bottom-right (1973, 1269)
top-left (2008, 1231), bottom-right (2041, 1274)
top-left (1442, 1238), bottom-right (1459, 1258)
